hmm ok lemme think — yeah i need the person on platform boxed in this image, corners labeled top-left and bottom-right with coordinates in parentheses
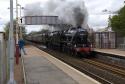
top-left (18, 39), bottom-right (27, 55)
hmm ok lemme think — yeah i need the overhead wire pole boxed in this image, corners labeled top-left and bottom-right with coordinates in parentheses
top-left (8, 0), bottom-right (16, 83)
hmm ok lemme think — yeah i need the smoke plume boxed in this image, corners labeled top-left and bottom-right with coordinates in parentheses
top-left (24, 0), bottom-right (88, 28)
top-left (24, 2), bottom-right (43, 16)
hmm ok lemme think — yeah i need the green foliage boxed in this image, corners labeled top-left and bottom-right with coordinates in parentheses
top-left (19, 26), bottom-right (27, 38)
top-left (110, 6), bottom-right (125, 36)
top-left (4, 20), bottom-right (27, 39)
top-left (28, 31), bottom-right (38, 35)
top-left (28, 29), bottom-right (50, 35)
top-left (4, 20), bottom-right (16, 40)
top-left (40, 29), bottom-right (50, 33)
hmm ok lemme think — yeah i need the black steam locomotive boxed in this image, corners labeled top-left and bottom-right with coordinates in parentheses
top-left (27, 27), bottom-right (94, 57)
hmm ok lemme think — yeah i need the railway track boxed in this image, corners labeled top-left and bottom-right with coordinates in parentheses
top-left (31, 43), bottom-right (125, 84)
top-left (91, 58), bottom-right (125, 71)
top-left (56, 56), bottom-right (113, 84)
top-left (83, 59), bottom-right (125, 77)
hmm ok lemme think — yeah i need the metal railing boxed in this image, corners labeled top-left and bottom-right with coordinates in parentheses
top-left (118, 44), bottom-right (125, 50)
top-left (117, 37), bottom-right (125, 50)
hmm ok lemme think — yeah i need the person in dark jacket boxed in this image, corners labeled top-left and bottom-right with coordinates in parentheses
top-left (18, 39), bottom-right (27, 55)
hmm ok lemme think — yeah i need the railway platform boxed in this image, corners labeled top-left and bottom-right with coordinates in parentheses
top-left (94, 48), bottom-right (125, 58)
top-left (23, 45), bottom-right (100, 84)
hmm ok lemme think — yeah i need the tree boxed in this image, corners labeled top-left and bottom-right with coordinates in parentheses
top-left (19, 26), bottom-right (27, 38)
top-left (28, 29), bottom-right (50, 37)
top-left (4, 20), bottom-right (27, 40)
top-left (40, 29), bottom-right (50, 34)
top-left (4, 20), bottom-right (16, 40)
top-left (110, 6), bottom-right (125, 36)
top-left (28, 31), bottom-right (38, 35)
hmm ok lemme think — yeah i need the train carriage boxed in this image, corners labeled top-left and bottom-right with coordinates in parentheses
top-left (26, 26), bottom-right (94, 57)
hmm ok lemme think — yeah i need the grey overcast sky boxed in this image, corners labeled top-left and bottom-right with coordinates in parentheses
top-left (0, 0), bottom-right (125, 32)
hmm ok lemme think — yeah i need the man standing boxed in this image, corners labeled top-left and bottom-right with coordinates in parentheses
top-left (18, 39), bottom-right (27, 55)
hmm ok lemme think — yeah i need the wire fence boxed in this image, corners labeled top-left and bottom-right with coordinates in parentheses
top-left (117, 37), bottom-right (125, 50)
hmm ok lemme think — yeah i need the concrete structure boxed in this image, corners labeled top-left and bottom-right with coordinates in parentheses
top-left (94, 48), bottom-right (125, 57)
top-left (0, 32), bottom-right (7, 84)
top-left (94, 32), bottom-right (116, 49)
top-left (23, 46), bottom-right (100, 84)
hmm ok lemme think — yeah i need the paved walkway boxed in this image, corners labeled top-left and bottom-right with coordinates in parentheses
top-left (23, 46), bottom-right (100, 84)
top-left (14, 58), bottom-right (24, 84)
top-left (94, 48), bottom-right (125, 57)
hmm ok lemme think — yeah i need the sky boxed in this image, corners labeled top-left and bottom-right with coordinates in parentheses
top-left (0, 0), bottom-right (125, 32)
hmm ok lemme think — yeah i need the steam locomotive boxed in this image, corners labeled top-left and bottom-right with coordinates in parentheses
top-left (27, 26), bottom-right (94, 57)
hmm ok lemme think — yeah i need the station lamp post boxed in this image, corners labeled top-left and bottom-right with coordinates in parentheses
top-left (8, 4), bottom-right (24, 39)
top-left (15, 0), bottom-right (25, 65)
top-left (17, 4), bottom-right (24, 39)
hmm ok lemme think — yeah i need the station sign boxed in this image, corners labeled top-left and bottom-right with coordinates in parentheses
top-left (24, 16), bottom-right (62, 25)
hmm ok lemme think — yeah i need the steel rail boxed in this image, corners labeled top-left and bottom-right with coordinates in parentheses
top-left (39, 47), bottom-right (113, 84)
top-left (84, 59), bottom-right (125, 77)
top-left (62, 59), bottom-right (113, 84)
top-left (92, 59), bottom-right (125, 70)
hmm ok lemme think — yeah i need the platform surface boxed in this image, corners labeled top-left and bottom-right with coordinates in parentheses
top-left (23, 45), bottom-right (100, 84)
top-left (94, 48), bottom-right (125, 57)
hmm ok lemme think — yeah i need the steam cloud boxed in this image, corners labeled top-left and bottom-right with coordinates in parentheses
top-left (24, 0), bottom-right (88, 28)
top-left (24, 2), bottom-right (43, 16)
